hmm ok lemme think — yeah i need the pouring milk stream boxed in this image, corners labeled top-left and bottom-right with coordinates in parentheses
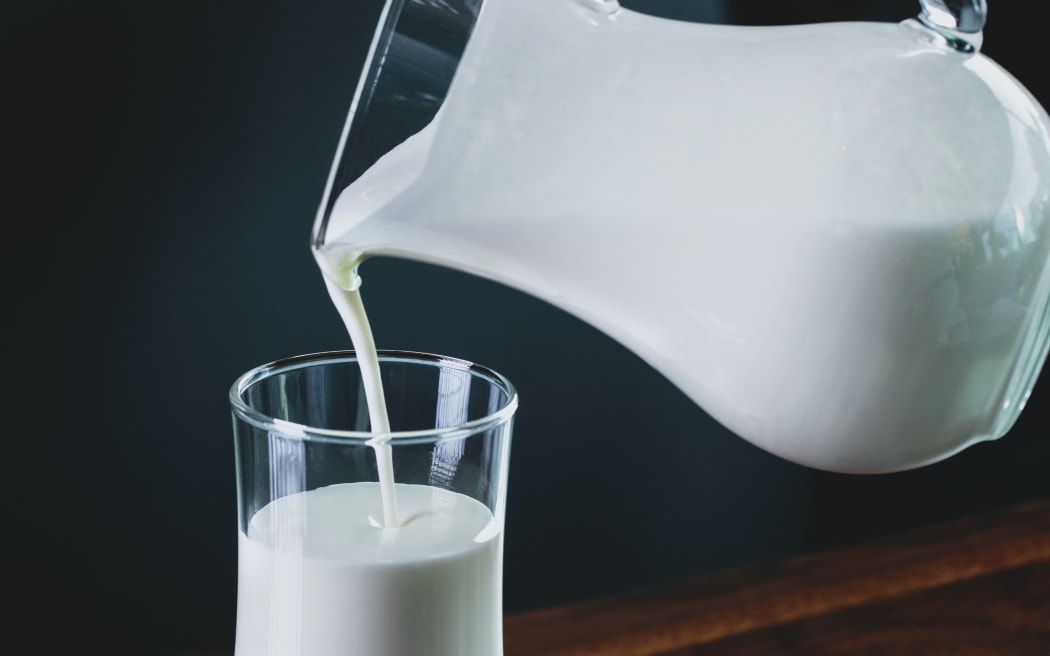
top-left (314, 0), bottom-right (1050, 485)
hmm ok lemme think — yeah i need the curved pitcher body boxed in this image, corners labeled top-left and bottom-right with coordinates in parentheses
top-left (314, 0), bottom-right (1050, 473)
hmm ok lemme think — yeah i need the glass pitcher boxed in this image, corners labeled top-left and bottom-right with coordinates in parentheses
top-left (311, 0), bottom-right (1050, 473)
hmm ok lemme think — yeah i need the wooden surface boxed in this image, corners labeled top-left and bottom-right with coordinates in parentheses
top-left (187, 499), bottom-right (1050, 655)
top-left (503, 499), bottom-right (1050, 655)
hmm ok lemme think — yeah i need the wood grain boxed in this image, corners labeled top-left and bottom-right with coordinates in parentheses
top-left (503, 499), bottom-right (1050, 655)
top-left (666, 562), bottom-right (1050, 655)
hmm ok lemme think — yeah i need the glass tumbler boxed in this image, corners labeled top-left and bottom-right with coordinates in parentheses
top-left (229, 350), bottom-right (517, 656)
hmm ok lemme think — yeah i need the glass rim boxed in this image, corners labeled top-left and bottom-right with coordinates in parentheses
top-left (229, 349), bottom-right (518, 445)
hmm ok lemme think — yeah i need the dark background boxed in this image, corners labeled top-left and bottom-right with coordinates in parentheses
top-left (9, 1), bottom-right (1048, 653)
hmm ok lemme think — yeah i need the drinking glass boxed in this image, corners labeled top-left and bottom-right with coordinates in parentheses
top-left (229, 350), bottom-right (517, 656)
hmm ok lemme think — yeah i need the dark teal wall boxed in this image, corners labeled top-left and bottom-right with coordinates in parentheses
top-left (10, 1), bottom-right (1047, 653)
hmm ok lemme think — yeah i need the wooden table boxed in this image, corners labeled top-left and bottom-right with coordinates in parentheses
top-left (188, 499), bottom-right (1050, 655)
top-left (503, 499), bottom-right (1050, 655)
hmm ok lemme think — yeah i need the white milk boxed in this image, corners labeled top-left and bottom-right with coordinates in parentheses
top-left (235, 482), bottom-right (502, 656)
top-left (313, 1), bottom-right (1050, 473)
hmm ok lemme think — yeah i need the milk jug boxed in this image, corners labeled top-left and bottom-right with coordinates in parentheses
top-left (312, 0), bottom-right (1050, 473)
